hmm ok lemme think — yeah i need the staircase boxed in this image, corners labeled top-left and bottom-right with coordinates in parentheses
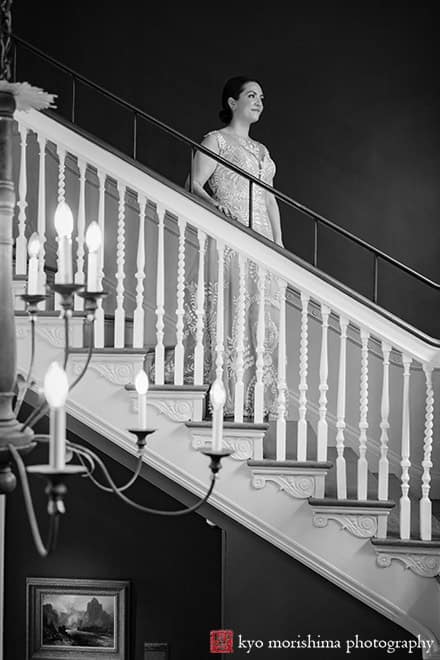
top-left (9, 97), bottom-right (440, 658)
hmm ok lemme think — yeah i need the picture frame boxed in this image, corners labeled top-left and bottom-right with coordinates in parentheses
top-left (26, 578), bottom-right (129, 660)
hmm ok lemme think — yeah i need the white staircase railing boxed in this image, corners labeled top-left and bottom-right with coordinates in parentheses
top-left (13, 109), bottom-right (440, 544)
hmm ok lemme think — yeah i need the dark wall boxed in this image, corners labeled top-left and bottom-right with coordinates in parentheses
top-left (4, 408), bottom-right (424, 658)
top-left (13, 2), bottom-right (440, 335)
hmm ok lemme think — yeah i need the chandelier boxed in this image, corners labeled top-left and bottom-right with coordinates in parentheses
top-left (0, 1), bottom-right (230, 557)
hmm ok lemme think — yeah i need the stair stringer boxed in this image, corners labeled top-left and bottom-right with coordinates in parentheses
top-left (15, 334), bottom-right (440, 655)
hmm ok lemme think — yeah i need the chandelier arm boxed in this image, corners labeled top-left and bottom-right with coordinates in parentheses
top-left (20, 400), bottom-right (48, 432)
top-left (68, 320), bottom-right (94, 391)
top-left (63, 312), bottom-right (70, 370)
top-left (70, 442), bottom-right (216, 516)
top-left (14, 314), bottom-right (36, 417)
top-left (8, 443), bottom-right (55, 557)
top-left (67, 446), bottom-right (96, 474)
top-left (115, 473), bottom-right (216, 517)
top-left (75, 448), bottom-right (144, 493)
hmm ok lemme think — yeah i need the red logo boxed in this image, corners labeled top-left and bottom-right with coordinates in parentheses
top-left (210, 629), bottom-right (234, 654)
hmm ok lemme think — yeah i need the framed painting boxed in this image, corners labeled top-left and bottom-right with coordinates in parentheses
top-left (26, 578), bottom-right (129, 660)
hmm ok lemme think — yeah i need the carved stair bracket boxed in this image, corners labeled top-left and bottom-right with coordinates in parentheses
top-left (131, 388), bottom-right (207, 422)
top-left (16, 315), bottom-right (84, 348)
top-left (186, 424), bottom-right (267, 461)
top-left (69, 353), bottom-right (145, 386)
top-left (252, 473), bottom-right (314, 499)
top-left (311, 506), bottom-right (392, 539)
top-left (250, 466), bottom-right (329, 500)
top-left (374, 548), bottom-right (440, 578)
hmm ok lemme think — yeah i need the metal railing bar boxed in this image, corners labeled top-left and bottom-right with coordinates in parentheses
top-left (249, 180), bottom-right (253, 230)
top-left (133, 111), bottom-right (137, 161)
top-left (313, 220), bottom-right (319, 267)
top-left (373, 255), bottom-right (379, 304)
top-left (71, 75), bottom-right (76, 124)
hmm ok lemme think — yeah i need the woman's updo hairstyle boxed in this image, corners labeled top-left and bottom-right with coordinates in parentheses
top-left (219, 75), bottom-right (260, 124)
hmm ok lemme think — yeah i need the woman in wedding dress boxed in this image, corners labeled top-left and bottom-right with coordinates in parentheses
top-left (186, 76), bottom-right (283, 418)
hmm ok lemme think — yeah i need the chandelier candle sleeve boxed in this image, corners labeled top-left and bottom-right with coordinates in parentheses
top-left (44, 362), bottom-right (69, 470)
top-left (210, 379), bottom-right (226, 451)
top-left (85, 221), bottom-right (102, 291)
top-left (135, 369), bottom-right (149, 428)
top-left (27, 233), bottom-right (42, 295)
top-left (54, 202), bottom-right (74, 283)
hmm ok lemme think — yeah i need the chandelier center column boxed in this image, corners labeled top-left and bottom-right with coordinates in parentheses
top-left (0, 91), bottom-right (34, 492)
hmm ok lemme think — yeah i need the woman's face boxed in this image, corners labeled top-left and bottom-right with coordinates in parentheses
top-left (229, 82), bottom-right (264, 124)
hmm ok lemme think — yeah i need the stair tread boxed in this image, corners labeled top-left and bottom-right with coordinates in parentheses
top-left (70, 347), bottom-right (148, 354)
top-left (371, 536), bottom-right (440, 548)
top-left (309, 497), bottom-right (395, 509)
top-left (249, 459), bottom-right (333, 469)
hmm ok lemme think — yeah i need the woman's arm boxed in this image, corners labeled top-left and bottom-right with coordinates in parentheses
top-left (186, 133), bottom-right (234, 217)
top-left (265, 188), bottom-right (283, 247)
top-left (187, 133), bottom-right (219, 205)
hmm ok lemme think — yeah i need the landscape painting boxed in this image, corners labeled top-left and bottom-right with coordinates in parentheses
top-left (42, 592), bottom-right (115, 648)
top-left (27, 578), bottom-right (129, 660)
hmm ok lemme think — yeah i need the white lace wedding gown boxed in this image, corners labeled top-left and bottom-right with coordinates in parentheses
top-left (185, 130), bottom-right (280, 418)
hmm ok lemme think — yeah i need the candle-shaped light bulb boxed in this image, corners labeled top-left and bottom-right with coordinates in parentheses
top-left (44, 362), bottom-right (69, 406)
top-left (210, 378), bottom-right (226, 451)
top-left (135, 369), bottom-right (149, 428)
top-left (27, 232), bottom-right (42, 294)
top-left (44, 362), bottom-right (69, 470)
top-left (54, 201), bottom-right (74, 237)
top-left (85, 221), bottom-right (102, 291)
top-left (28, 232), bottom-right (42, 258)
top-left (54, 201), bottom-right (74, 283)
top-left (85, 221), bottom-right (102, 251)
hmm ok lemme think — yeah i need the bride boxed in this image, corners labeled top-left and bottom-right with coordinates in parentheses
top-left (186, 76), bottom-right (283, 419)
top-left (190, 76), bottom-right (283, 246)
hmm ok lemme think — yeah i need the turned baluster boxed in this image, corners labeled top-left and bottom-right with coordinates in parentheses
top-left (154, 204), bottom-right (166, 384)
top-left (400, 354), bottom-right (412, 540)
top-left (15, 121), bottom-right (28, 275)
top-left (336, 316), bottom-right (348, 499)
top-left (254, 264), bottom-right (266, 424)
top-left (420, 364), bottom-right (434, 541)
top-left (194, 230), bottom-right (207, 386)
top-left (174, 217), bottom-right (187, 385)
top-left (133, 194), bottom-right (147, 348)
top-left (74, 158), bottom-right (86, 310)
top-left (114, 182), bottom-right (126, 348)
top-left (94, 169), bottom-right (106, 347)
top-left (297, 293), bottom-right (309, 461)
top-left (378, 342), bottom-right (391, 500)
top-left (357, 329), bottom-right (370, 500)
top-left (275, 279), bottom-right (288, 460)
top-left (317, 304), bottom-right (330, 461)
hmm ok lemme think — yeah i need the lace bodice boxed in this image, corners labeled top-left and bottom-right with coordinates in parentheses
top-left (205, 130), bottom-right (276, 239)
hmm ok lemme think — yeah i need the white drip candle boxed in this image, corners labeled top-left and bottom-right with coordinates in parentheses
top-left (44, 362), bottom-right (69, 470)
top-left (210, 378), bottom-right (226, 451)
top-left (85, 221), bottom-right (102, 291)
top-left (135, 369), bottom-right (149, 428)
top-left (27, 233), bottom-right (42, 295)
top-left (54, 201), bottom-right (74, 284)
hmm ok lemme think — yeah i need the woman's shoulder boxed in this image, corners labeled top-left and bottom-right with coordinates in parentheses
top-left (202, 129), bottom-right (228, 150)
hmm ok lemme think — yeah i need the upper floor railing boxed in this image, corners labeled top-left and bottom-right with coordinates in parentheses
top-left (12, 34), bottom-right (440, 326)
